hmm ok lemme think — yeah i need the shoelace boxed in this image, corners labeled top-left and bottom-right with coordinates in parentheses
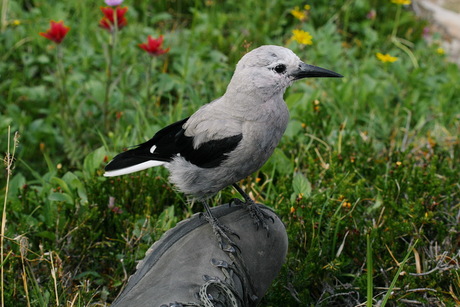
top-left (223, 248), bottom-right (259, 305)
top-left (198, 280), bottom-right (239, 307)
top-left (161, 280), bottom-right (238, 307)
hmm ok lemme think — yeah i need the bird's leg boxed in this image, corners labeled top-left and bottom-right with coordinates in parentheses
top-left (231, 184), bottom-right (274, 235)
top-left (201, 201), bottom-right (240, 251)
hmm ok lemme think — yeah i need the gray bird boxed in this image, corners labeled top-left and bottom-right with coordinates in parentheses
top-left (104, 45), bottom-right (342, 240)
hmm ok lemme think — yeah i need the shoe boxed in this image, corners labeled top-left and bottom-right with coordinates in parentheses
top-left (111, 203), bottom-right (288, 306)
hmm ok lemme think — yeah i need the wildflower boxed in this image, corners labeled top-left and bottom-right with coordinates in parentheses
top-left (138, 35), bottom-right (170, 56)
top-left (291, 29), bottom-right (313, 45)
top-left (105, 0), bottom-right (123, 6)
top-left (436, 47), bottom-right (445, 55)
top-left (391, 0), bottom-right (411, 5)
top-left (423, 26), bottom-right (431, 38)
top-left (342, 202), bottom-right (352, 209)
top-left (108, 196), bottom-right (123, 214)
top-left (366, 9), bottom-right (376, 20)
top-left (376, 52), bottom-right (398, 63)
top-left (39, 20), bottom-right (70, 44)
top-left (12, 19), bottom-right (21, 26)
top-left (313, 99), bottom-right (320, 111)
top-left (99, 6), bottom-right (128, 32)
top-left (291, 6), bottom-right (306, 21)
top-left (290, 206), bottom-right (296, 214)
top-left (395, 161), bottom-right (402, 166)
top-left (112, 206), bottom-right (123, 214)
top-left (304, 4), bottom-right (311, 10)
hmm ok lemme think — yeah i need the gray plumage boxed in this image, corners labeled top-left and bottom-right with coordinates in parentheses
top-left (104, 45), bottom-right (342, 200)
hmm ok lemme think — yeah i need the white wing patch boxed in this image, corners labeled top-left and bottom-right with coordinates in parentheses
top-left (150, 145), bottom-right (157, 154)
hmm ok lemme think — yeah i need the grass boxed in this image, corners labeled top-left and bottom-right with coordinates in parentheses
top-left (1, 0), bottom-right (459, 306)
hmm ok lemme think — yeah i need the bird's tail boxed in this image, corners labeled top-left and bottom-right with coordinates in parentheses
top-left (104, 117), bottom-right (189, 177)
top-left (104, 145), bottom-right (167, 177)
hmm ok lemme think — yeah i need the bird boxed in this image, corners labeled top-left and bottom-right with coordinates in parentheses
top-left (104, 45), bottom-right (342, 243)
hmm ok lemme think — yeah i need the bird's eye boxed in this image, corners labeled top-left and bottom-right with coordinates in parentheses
top-left (273, 64), bottom-right (286, 74)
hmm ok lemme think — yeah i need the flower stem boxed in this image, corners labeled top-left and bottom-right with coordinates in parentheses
top-left (146, 56), bottom-right (154, 104)
top-left (56, 44), bottom-right (68, 104)
top-left (103, 40), bottom-right (113, 131)
top-left (391, 5), bottom-right (419, 68)
top-left (0, 0), bottom-right (8, 33)
top-left (103, 8), bottom-right (119, 131)
top-left (391, 4), bottom-right (401, 38)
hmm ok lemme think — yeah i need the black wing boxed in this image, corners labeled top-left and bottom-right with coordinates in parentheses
top-left (105, 117), bottom-right (242, 172)
top-left (176, 130), bottom-right (242, 168)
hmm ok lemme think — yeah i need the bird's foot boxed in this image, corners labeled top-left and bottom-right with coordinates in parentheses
top-left (230, 198), bottom-right (274, 236)
top-left (201, 211), bottom-right (240, 252)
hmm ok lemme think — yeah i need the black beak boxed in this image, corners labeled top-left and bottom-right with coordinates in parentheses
top-left (292, 62), bottom-right (343, 80)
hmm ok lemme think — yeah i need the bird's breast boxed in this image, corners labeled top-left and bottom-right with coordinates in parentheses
top-left (231, 99), bottom-right (289, 170)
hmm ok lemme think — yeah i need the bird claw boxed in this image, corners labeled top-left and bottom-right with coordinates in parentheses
top-left (230, 198), bottom-right (274, 236)
top-left (202, 211), bottom-right (240, 251)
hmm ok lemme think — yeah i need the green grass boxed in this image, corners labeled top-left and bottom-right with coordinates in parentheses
top-left (1, 0), bottom-right (459, 306)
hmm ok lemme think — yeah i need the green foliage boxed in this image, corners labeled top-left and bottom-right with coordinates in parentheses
top-left (1, 0), bottom-right (459, 306)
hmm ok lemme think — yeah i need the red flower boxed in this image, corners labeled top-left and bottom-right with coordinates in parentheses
top-left (99, 6), bottom-right (128, 32)
top-left (39, 20), bottom-right (70, 44)
top-left (138, 35), bottom-right (170, 56)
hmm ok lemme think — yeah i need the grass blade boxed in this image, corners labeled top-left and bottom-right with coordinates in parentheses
top-left (367, 233), bottom-right (373, 307)
top-left (381, 239), bottom-right (419, 306)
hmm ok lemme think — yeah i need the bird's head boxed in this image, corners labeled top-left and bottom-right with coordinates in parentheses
top-left (227, 45), bottom-right (342, 100)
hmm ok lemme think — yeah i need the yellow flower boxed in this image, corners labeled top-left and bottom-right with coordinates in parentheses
top-left (290, 6), bottom-right (306, 20)
top-left (304, 4), bottom-right (311, 10)
top-left (291, 29), bottom-right (313, 45)
top-left (12, 19), bottom-right (21, 26)
top-left (391, 0), bottom-right (411, 5)
top-left (376, 52), bottom-right (398, 63)
top-left (436, 47), bottom-right (445, 55)
top-left (290, 206), bottom-right (296, 214)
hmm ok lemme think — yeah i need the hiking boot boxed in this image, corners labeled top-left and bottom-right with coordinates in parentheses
top-left (111, 203), bottom-right (288, 307)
